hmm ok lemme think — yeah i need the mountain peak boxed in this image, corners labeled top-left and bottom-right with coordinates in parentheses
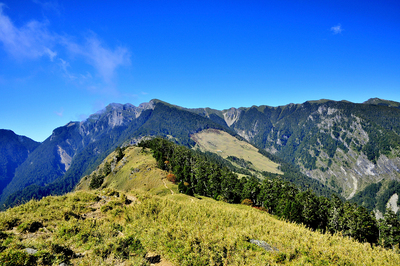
top-left (363, 98), bottom-right (400, 107)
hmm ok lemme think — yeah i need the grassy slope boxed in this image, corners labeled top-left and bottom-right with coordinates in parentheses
top-left (1, 146), bottom-right (400, 265)
top-left (76, 146), bottom-right (175, 196)
top-left (191, 129), bottom-right (282, 176)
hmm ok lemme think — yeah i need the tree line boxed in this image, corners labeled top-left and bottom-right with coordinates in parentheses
top-left (138, 137), bottom-right (400, 249)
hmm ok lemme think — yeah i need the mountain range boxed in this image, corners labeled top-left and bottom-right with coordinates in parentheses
top-left (1, 98), bottom-right (400, 216)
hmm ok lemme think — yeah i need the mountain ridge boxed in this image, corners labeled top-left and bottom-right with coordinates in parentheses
top-left (2, 98), bottom-right (400, 214)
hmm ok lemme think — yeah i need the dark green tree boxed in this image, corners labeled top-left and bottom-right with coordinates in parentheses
top-left (115, 146), bottom-right (124, 162)
top-left (379, 208), bottom-right (400, 249)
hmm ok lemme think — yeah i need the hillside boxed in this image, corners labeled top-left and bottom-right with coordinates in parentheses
top-left (3, 98), bottom-right (400, 216)
top-left (0, 130), bottom-right (40, 196)
top-left (1, 146), bottom-right (399, 265)
top-left (76, 145), bottom-right (173, 196)
top-left (191, 129), bottom-right (282, 177)
top-left (0, 100), bottom-right (232, 209)
top-left (186, 99), bottom-right (400, 212)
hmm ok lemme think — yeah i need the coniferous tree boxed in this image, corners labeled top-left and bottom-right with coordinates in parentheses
top-left (379, 209), bottom-right (400, 249)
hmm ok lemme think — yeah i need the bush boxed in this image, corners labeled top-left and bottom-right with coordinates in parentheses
top-left (0, 217), bottom-right (20, 230)
top-left (93, 236), bottom-right (145, 260)
top-left (166, 173), bottom-right (177, 183)
top-left (49, 243), bottom-right (74, 262)
top-left (17, 221), bottom-right (43, 233)
top-left (0, 231), bottom-right (8, 240)
top-left (89, 174), bottom-right (104, 189)
top-left (63, 211), bottom-right (81, 221)
top-left (241, 199), bottom-right (253, 206)
top-left (114, 236), bottom-right (145, 259)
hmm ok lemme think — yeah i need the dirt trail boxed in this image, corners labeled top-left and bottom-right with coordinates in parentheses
top-left (162, 179), bottom-right (174, 194)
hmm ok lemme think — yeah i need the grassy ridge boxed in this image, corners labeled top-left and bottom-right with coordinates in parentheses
top-left (1, 188), bottom-right (399, 265)
top-left (76, 146), bottom-right (172, 196)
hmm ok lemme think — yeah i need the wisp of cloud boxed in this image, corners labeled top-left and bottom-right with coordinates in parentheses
top-left (331, 24), bottom-right (343, 34)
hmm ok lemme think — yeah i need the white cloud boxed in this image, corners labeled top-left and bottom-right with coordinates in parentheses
top-left (0, 3), bottom-right (57, 60)
top-left (0, 3), bottom-right (131, 91)
top-left (62, 35), bottom-right (130, 83)
top-left (55, 107), bottom-right (63, 117)
top-left (32, 0), bottom-right (61, 16)
top-left (59, 58), bottom-right (76, 80)
top-left (331, 24), bottom-right (343, 34)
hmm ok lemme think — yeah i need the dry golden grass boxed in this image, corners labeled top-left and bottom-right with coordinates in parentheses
top-left (76, 146), bottom-right (176, 196)
top-left (191, 129), bottom-right (282, 175)
top-left (1, 188), bottom-right (399, 265)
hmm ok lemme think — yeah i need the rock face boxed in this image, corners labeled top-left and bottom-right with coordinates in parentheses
top-left (223, 107), bottom-right (241, 127)
top-left (387, 193), bottom-right (399, 214)
top-left (57, 145), bottom-right (72, 172)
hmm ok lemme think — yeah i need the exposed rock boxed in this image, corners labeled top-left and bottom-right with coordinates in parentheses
top-left (374, 209), bottom-right (384, 220)
top-left (57, 145), bottom-right (72, 172)
top-left (249, 239), bottom-right (279, 252)
top-left (223, 107), bottom-right (241, 127)
top-left (25, 248), bottom-right (38, 255)
top-left (387, 193), bottom-right (399, 214)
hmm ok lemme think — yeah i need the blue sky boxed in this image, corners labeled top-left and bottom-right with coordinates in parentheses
top-left (0, 0), bottom-right (399, 142)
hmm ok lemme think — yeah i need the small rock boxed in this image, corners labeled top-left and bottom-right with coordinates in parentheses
top-left (59, 263), bottom-right (68, 266)
top-left (25, 248), bottom-right (38, 255)
top-left (145, 253), bottom-right (161, 263)
top-left (250, 239), bottom-right (279, 252)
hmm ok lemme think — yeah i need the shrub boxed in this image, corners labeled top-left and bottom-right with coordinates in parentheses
top-left (120, 193), bottom-right (131, 205)
top-left (17, 221), bottom-right (43, 233)
top-left (101, 201), bottom-right (122, 213)
top-left (114, 236), bottom-right (145, 259)
top-left (35, 250), bottom-right (54, 265)
top-left (0, 231), bottom-right (8, 240)
top-left (241, 199), bottom-right (253, 206)
top-left (63, 211), bottom-right (81, 221)
top-left (104, 188), bottom-right (119, 197)
top-left (166, 173), bottom-right (177, 183)
top-left (49, 243), bottom-right (74, 262)
top-left (0, 217), bottom-right (20, 230)
top-left (89, 174), bottom-right (104, 189)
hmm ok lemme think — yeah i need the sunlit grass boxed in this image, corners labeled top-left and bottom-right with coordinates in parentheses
top-left (1, 145), bottom-right (399, 265)
top-left (1, 187), bottom-right (399, 265)
top-left (191, 129), bottom-right (282, 175)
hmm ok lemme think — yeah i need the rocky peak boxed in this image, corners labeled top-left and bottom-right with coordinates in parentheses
top-left (223, 107), bottom-right (241, 127)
